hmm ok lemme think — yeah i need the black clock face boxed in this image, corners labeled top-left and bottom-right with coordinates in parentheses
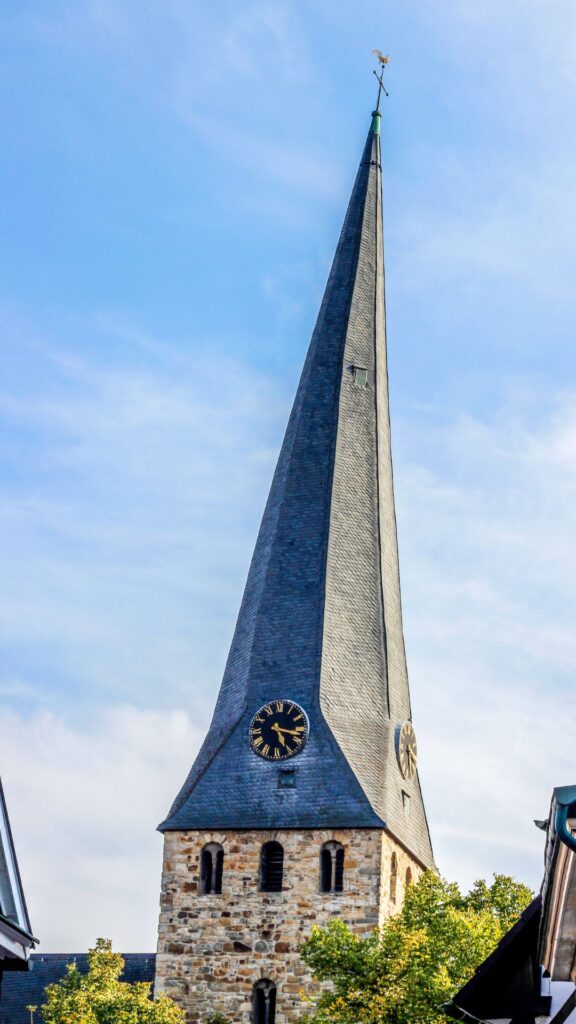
top-left (249, 700), bottom-right (309, 761)
top-left (396, 721), bottom-right (417, 780)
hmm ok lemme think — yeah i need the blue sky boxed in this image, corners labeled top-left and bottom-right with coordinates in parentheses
top-left (2, 0), bottom-right (576, 950)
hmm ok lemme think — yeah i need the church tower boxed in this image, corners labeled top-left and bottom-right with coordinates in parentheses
top-left (155, 104), bottom-right (434, 1024)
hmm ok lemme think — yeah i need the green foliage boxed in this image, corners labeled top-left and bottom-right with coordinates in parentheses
top-left (41, 938), bottom-right (185, 1024)
top-left (464, 875), bottom-right (533, 930)
top-left (300, 871), bottom-right (533, 1024)
top-left (206, 1015), bottom-right (231, 1024)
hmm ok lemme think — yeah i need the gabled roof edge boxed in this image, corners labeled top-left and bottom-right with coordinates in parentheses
top-left (0, 778), bottom-right (34, 943)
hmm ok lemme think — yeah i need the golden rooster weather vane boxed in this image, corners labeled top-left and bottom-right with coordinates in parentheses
top-left (372, 50), bottom-right (390, 110)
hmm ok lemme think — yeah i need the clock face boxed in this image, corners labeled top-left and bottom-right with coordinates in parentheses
top-left (396, 721), bottom-right (417, 780)
top-left (249, 700), bottom-right (309, 761)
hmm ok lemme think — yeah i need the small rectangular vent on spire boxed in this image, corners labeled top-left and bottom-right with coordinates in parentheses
top-left (351, 365), bottom-right (368, 388)
top-left (278, 768), bottom-right (296, 789)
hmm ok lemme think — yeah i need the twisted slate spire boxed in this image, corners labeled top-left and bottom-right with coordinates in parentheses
top-left (160, 110), bottom-right (434, 869)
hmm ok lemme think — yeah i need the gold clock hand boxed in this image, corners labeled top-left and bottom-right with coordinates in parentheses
top-left (272, 724), bottom-right (302, 737)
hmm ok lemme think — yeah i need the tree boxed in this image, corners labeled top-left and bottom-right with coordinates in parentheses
top-left (41, 938), bottom-right (185, 1024)
top-left (300, 871), bottom-right (533, 1024)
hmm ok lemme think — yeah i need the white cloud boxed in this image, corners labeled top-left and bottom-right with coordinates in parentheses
top-left (2, 705), bottom-right (202, 951)
top-left (395, 388), bottom-right (576, 889)
top-left (5, 334), bottom-right (576, 951)
top-left (391, 154), bottom-right (576, 307)
top-left (2, 0), bottom-right (576, 951)
top-left (0, 314), bottom-right (287, 710)
top-left (416, 0), bottom-right (576, 93)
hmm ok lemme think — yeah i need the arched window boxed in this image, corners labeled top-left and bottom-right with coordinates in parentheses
top-left (199, 843), bottom-right (224, 895)
top-left (405, 867), bottom-right (413, 889)
top-left (389, 852), bottom-right (397, 904)
top-left (259, 841), bottom-right (284, 893)
top-left (320, 841), bottom-right (344, 893)
top-left (252, 979), bottom-right (276, 1024)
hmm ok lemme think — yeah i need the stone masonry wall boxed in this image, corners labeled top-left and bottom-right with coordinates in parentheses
top-left (155, 829), bottom-right (422, 1023)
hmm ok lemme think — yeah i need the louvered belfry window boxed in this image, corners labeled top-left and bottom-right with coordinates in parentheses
top-left (259, 841), bottom-right (284, 893)
top-left (199, 843), bottom-right (224, 895)
top-left (320, 841), bottom-right (345, 893)
top-left (252, 979), bottom-right (277, 1024)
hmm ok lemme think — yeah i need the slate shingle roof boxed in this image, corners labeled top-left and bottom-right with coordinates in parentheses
top-left (0, 953), bottom-right (156, 1024)
top-left (160, 110), bottom-right (434, 869)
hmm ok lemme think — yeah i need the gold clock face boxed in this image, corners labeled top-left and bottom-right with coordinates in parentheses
top-left (396, 721), bottom-right (417, 780)
top-left (249, 700), bottom-right (309, 761)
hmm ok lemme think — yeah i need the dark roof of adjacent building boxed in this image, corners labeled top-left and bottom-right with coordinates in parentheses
top-left (0, 953), bottom-right (156, 1024)
top-left (444, 786), bottom-right (576, 1023)
top-left (445, 897), bottom-right (551, 1022)
top-left (160, 108), bottom-right (434, 869)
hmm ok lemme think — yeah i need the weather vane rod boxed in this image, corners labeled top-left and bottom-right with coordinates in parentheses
top-left (372, 50), bottom-right (390, 110)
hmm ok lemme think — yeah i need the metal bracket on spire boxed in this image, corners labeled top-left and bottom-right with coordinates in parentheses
top-left (372, 50), bottom-right (390, 110)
